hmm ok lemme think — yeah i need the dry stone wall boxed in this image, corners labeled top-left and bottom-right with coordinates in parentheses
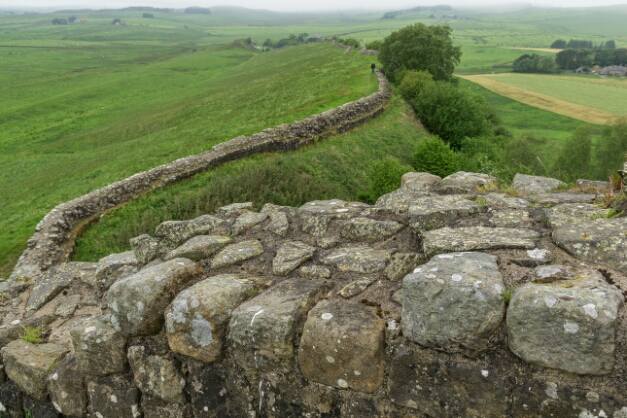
top-left (1, 171), bottom-right (627, 417)
top-left (8, 70), bottom-right (391, 283)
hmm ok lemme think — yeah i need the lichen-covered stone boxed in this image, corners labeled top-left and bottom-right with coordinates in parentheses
top-left (141, 395), bottom-right (188, 418)
top-left (401, 172), bottom-right (441, 192)
top-left (186, 364), bottom-right (228, 418)
top-left (107, 258), bottom-right (203, 336)
top-left (511, 174), bottom-right (565, 195)
top-left (507, 265), bottom-right (624, 375)
top-left (155, 215), bottom-right (225, 250)
top-left (164, 235), bottom-right (231, 261)
top-left (95, 251), bottom-right (139, 291)
top-left (423, 226), bottom-right (540, 257)
top-left (299, 200), bottom-right (366, 218)
top-left (47, 354), bottom-right (87, 417)
top-left (375, 188), bottom-right (431, 213)
top-left (489, 209), bottom-right (531, 228)
top-left (127, 345), bottom-right (186, 404)
top-left (22, 396), bottom-right (58, 418)
top-left (299, 300), bottom-right (385, 393)
top-left (301, 215), bottom-right (329, 237)
top-left (384, 253), bottom-right (426, 282)
top-left (130, 234), bottom-right (164, 265)
top-left (321, 246), bottom-right (390, 273)
top-left (272, 241), bottom-right (316, 276)
top-left (87, 374), bottom-right (142, 418)
top-left (1, 340), bottom-right (68, 399)
top-left (70, 316), bottom-right (128, 376)
top-left (482, 193), bottom-right (528, 209)
top-left (264, 212), bottom-right (289, 237)
top-left (0, 279), bottom-right (30, 300)
top-left (217, 202), bottom-right (252, 215)
top-left (544, 203), bottom-right (610, 228)
top-left (402, 252), bottom-right (505, 355)
top-left (54, 294), bottom-right (82, 318)
top-left (339, 278), bottom-right (375, 298)
top-left (299, 265), bottom-right (331, 280)
top-left (228, 279), bottom-right (331, 372)
top-left (210, 240), bottom-right (264, 270)
top-left (553, 218), bottom-right (627, 274)
top-left (0, 381), bottom-right (23, 418)
top-left (438, 171), bottom-right (498, 194)
top-left (408, 195), bottom-right (486, 231)
top-left (231, 212), bottom-right (268, 235)
top-left (576, 179), bottom-right (611, 191)
top-left (165, 275), bottom-right (257, 363)
top-left (340, 217), bottom-right (405, 242)
top-left (536, 192), bottom-right (597, 204)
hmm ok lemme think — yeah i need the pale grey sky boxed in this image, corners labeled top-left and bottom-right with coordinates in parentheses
top-left (1, 0), bottom-right (626, 12)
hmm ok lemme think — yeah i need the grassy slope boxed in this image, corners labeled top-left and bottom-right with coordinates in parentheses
top-left (73, 95), bottom-right (423, 261)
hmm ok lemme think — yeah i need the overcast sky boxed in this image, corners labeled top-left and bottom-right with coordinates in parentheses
top-left (2, 0), bottom-right (626, 12)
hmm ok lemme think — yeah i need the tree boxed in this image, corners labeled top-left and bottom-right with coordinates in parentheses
top-left (594, 118), bottom-right (627, 179)
top-left (68, 15), bottom-right (77, 22)
top-left (365, 40), bottom-right (382, 51)
top-left (142, 13), bottom-right (154, 18)
top-left (605, 40), bottom-right (616, 49)
top-left (112, 18), bottom-right (121, 25)
top-left (378, 23), bottom-right (461, 82)
top-left (553, 125), bottom-right (592, 181)
top-left (412, 136), bottom-right (460, 177)
top-left (398, 70), bottom-right (433, 104)
top-left (52, 18), bottom-right (67, 25)
top-left (550, 39), bottom-right (567, 49)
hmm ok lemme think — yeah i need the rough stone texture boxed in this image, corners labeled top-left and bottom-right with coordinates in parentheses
top-left (107, 258), bottom-right (203, 336)
top-left (299, 265), bottom-right (331, 280)
top-left (375, 188), bottom-right (432, 213)
top-left (95, 251), bottom-right (139, 291)
top-left (264, 211), bottom-right (289, 237)
top-left (388, 345), bottom-right (514, 418)
top-left (402, 252), bottom-right (505, 355)
top-left (299, 300), bottom-right (385, 393)
top-left (141, 395), bottom-right (188, 418)
top-left (47, 354), bottom-right (87, 417)
top-left (507, 265), bottom-right (624, 375)
top-left (87, 374), bottom-right (142, 418)
top-left (408, 195), bottom-right (486, 231)
top-left (339, 278), bottom-right (375, 298)
top-left (228, 279), bottom-right (331, 372)
top-left (544, 203), bottom-right (611, 228)
top-left (22, 396), bottom-right (59, 418)
top-left (185, 364), bottom-right (229, 418)
top-left (438, 171), bottom-right (499, 194)
top-left (210, 240), bottom-right (264, 270)
top-left (423, 226), bottom-right (540, 257)
top-left (130, 234), bottom-right (164, 265)
top-left (0, 381), bottom-right (23, 418)
top-left (164, 235), bottom-right (231, 261)
top-left (70, 316), bottom-right (128, 376)
top-left (127, 345), bottom-right (186, 404)
top-left (299, 199), bottom-right (366, 218)
top-left (553, 218), bottom-right (627, 274)
top-left (165, 275), bottom-right (257, 363)
top-left (301, 215), bottom-right (330, 237)
top-left (340, 217), bottom-right (405, 242)
top-left (482, 193), bottom-right (529, 209)
top-left (577, 179), bottom-right (612, 190)
top-left (272, 241), bottom-right (316, 276)
top-left (217, 202), bottom-right (252, 215)
top-left (401, 172), bottom-right (441, 192)
top-left (321, 246), bottom-right (390, 273)
top-left (231, 211), bottom-right (268, 235)
top-left (0, 279), bottom-right (30, 300)
top-left (55, 294), bottom-right (82, 318)
top-left (155, 215), bottom-right (226, 250)
top-left (489, 209), bottom-right (531, 228)
top-left (535, 192), bottom-right (597, 204)
top-left (1, 340), bottom-right (68, 399)
top-left (384, 253), bottom-right (426, 281)
top-left (511, 173), bottom-right (565, 195)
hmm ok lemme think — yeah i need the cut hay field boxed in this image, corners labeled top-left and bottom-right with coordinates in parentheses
top-left (458, 74), bottom-right (627, 124)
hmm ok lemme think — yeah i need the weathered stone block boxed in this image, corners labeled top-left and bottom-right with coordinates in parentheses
top-left (507, 265), bottom-right (624, 375)
top-left (384, 252), bottom-right (425, 281)
top-left (272, 241), bottom-right (316, 276)
top-left (130, 234), bottom-right (164, 265)
top-left (164, 235), bottom-right (231, 261)
top-left (401, 172), bottom-right (441, 192)
top-left (0, 381), bottom-right (24, 418)
top-left (299, 300), bottom-right (385, 393)
top-left (87, 374), bottom-right (141, 418)
top-left (142, 395), bottom-right (189, 418)
top-left (402, 252), bottom-right (505, 355)
top-left (155, 215), bottom-right (225, 250)
top-left (47, 354), bottom-right (87, 417)
top-left (231, 212), bottom-right (268, 235)
top-left (299, 265), bottom-right (331, 280)
top-left (339, 278), bottom-right (375, 299)
top-left (438, 171), bottom-right (498, 194)
top-left (482, 193), bottom-right (528, 209)
top-left (340, 217), bottom-right (404, 242)
top-left (511, 173), bottom-right (565, 195)
top-left (107, 258), bottom-right (203, 337)
top-left (320, 246), bottom-right (390, 273)
top-left (264, 211), bottom-right (289, 237)
top-left (186, 364), bottom-right (228, 418)
top-left (70, 316), bottom-right (128, 376)
top-left (545, 203), bottom-right (610, 228)
top-left (128, 345), bottom-right (186, 404)
top-left (228, 279), bottom-right (331, 372)
top-left (210, 240), bottom-right (264, 270)
top-left (375, 188), bottom-right (431, 213)
top-left (95, 251), bottom-right (139, 291)
top-left (165, 274), bottom-right (257, 363)
top-left (489, 209), bottom-right (531, 228)
top-left (301, 215), bottom-right (329, 237)
top-left (408, 195), bottom-right (486, 231)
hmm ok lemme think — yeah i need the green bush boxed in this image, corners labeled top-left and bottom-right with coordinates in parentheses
top-left (504, 133), bottom-right (544, 175)
top-left (343, 38), bottom-right (361, 48)
top-left (365, 158), bottom-right (413, 201)
top-left (594, 117), bottom-right (627, 180)
top-left (553, 125), bottom-right (592, 181)
top-left (398, 70), bottom-right (433, 103)
top-left (365, 40), bottom-right (382, 51)
top-left (412, 136), bottom-right (460, 178)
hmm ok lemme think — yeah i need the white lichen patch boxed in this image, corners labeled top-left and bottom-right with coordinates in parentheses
top-left (564, 322), bottom-right (580, 334)
top-left (583, 304), bottom-right (598, 319)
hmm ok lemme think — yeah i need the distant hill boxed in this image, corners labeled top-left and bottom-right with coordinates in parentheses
top-left (382, 5), bottom-right (452, 19)
top-left (185, 7), bottom-right (211, 15)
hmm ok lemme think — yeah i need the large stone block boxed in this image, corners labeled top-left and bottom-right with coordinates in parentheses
top-left (141, 395), bottom-right (189, 418)
top-left (507, 265), bottom-right (624, 375)
top-left (407, 195), bottom-right (486, 231)
top-left (544, 203), bottom-right (610, 228)
top-left (1, 340), bottom-right (68, 399)
top-left (384, 252), bottom-right (425, 282)
top-left (437, 171), bottom-right (498, 194)
top-left (210, 240), bottom-right (264, 270)
top-left (186, 364), bottom-right (228, 418)
top-left (130, 234), bottom-right (164, 265)
top-left (70, 316), bottom-right (128, 376)
top-left (47, 354), bottom-right (88, 417)
top-left (320, 246), bottom-right (390, 273)
top-left (155, 215), bottom-right (225, 250)
top-left (298, 300), bottom-right (385, 393)
top-left (272, 241), bottom-right (316, 276)
top-left (340, 217), bottom-right (405, 242)
top-left (0, 381), bottom-right (24, 418)
top-left (375, 188), bottom-right (432, 213)
top-left (107, 258), bottom-right (203, 337)
top-left (511, 173), bottom-right (565, 195)
top-left (231, 212), bottom-right (268, 235)
top-left (128, 345), bottom-right (186, 404)
top-left (95, 251), bottom-right (139, 291)
top-left (228, 279), bottom-right (331, 372)
top-left (164, 235), bottom-right (231, 261)
top-left (402, 252), bottom-right (505, 355)
top-left (401, 172), bottom-right (441, 192)
top-left (87, 374), bottom-right (142, 418)
top-left (165, 275), bottom-right (257, 363)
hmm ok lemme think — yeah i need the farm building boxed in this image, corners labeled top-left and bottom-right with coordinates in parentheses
top-left (599, 65), bottom-right (626, 76)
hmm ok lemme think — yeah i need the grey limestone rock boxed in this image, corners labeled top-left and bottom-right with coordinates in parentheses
top-left (228, 279), bottom-right (331, 372)
top-left (299, 265), bottom-right (331, 280)
top-left (47, 354), bottom-right (88, 417)
top-left (231, 211), bottom-right (268, 235)
top-left (339, 277), bottom-right (376, 298)
top-left (298, 300), bottom-right (385, 393)
top-left (301, 215), bottom-right (329, 237)
top-left (95, 251), bottom-right (139, 291)
top-left (141, 396), bottom-right (188, 418)
top-left (164, 235), bottom-right (231, 261)
top-left (576, 179), bottom-right (612, 191)
top-left (0, 381), bottom-right (24, 418)
top-left (317, 237), bottom-right (339, 249)
top-left (408, 195), bottom-right (486, 231)
top-left (375, 188), bottom-right (432, 213)
top-left (1, 339), bottom-right (68, 399)
top-left (165, 275), bottom-right (257, 363)
top-left (155, 215), bottom-right (225, 250)
top-left (535, 192), bottom-right (597, 204)
top-left (384, 252), bottom-right (426, 282)
top-left (423, 226), bottom-right (540, 257)
top-left (70, 316), bottom-right (128, 376)
top-left (438, 171), bottom-right (499, 194)
top-left (107, 258), bottom-right (203, 336)
top-left (260, 202), bottom-right (300, 218)
top-left (507, 265), bottom-right (624, 375)
top-left (272, 241), bottom-right (316, 276)
top-left (299, 199), bottom-right (366, 218)
top-left (402, 252), bottom-right (505, 355)
top-left (482, 193), bottom-right (528, 209)
top-left (0, 279), bottom-right (30, 300)
top-left (130, 234), bottom-right (164, 265)
top-left (400, 172), bottom-right (441, 192)
top-left (87, 374), bottom-right (142, 418)
top-left (544, 203), bottom-right (610, 228)
top-left (511, 174), bottom-right (565, 195)
top-left (340, 217), bottom-right (405, 242)
top-left (217, 202), bottom-right (252, 215)
top-left (127, 345), bottom-right (186, 404)
top-left (210, 240), bottom-right (264, 270)
top-left (489, 209), bottom-right (531, 228)
top-left (55, 294), bottom-right (82, 317)
top-left (553, 218), bottom-right (627, 274)
top-left (321, 245), bottom-right (390, 273)
top-left (264, 211), bottom-right (289, 237)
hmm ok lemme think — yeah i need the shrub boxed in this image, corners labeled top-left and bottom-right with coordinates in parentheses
top-left (365, 40), bottom-right (382, 51)
top-left (398, 70), bottom-right (433, 103)
top-left (20, 326), bottom-right (43, 344)
top-left (553, 125), bottom-right (592, 181)
top-left (366, 158), bottom-right (412, 201)
top-left (412, 136), bottom-right (460, 178)
top-left (594, 117), bottom-right (627, 180)
top-left (343, 38), bottom-right (360, 48)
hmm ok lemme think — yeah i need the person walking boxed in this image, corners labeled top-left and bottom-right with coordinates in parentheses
top-left (371, 63), bottom-right (376, 73)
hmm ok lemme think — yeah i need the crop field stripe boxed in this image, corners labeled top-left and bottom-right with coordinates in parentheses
top-left (458, 75), bottom-right (616, 125)
top-left (501, 47), bottom-right (561, 53)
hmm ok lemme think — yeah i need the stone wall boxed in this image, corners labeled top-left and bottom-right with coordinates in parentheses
top-left (1, 171), bottom-right (626, 417)
top-left (8, 70), bottom-right (391, 282)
